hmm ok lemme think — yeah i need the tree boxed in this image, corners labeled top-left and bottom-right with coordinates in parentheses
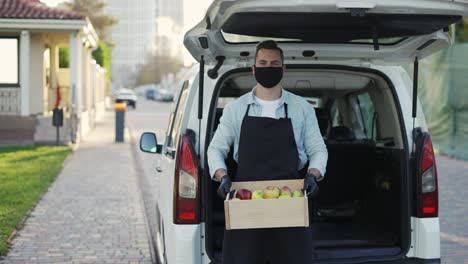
top-left (134, 54), bottom-right (183, 86)
top-left (59, 47), bottom-right (69, 68)
top-left (92, 41), bottom-right (111, 81)
top-left (58, 42), bottom-right (109, 69)
top-left (61, 0), bottom-right (117, 44)
top-left (455, 19), bottom-right (468, 43)
top-left (60, 0), bottom-right (116, 84)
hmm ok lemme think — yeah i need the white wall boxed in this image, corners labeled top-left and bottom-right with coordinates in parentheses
top-left (29, 33), bottom-right (45, 115)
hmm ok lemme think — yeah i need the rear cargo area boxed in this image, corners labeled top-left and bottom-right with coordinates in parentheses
top-left (203, 67), bottom-right (410, 263)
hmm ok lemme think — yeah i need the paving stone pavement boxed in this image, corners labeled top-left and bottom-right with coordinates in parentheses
top-left (437, 154), bottom-right (468, 264)
top-left (0, 112), bottom-right (153, 264)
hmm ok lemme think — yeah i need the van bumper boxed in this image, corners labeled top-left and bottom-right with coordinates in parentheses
top-left (378, 258), bottom-right (440, 264)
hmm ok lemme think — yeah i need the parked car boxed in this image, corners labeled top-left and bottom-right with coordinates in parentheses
top-left (145, 89), bottom-right (157, 100)
top-left (139, 1), bottom-right (468, 263)
top-left (158, 89), bottom-right (174, 102)
top-left (115, 88), bottom-right (137, 109)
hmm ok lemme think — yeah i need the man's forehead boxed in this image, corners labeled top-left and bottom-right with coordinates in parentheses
top-left (256, 49), bottom-right (281, 60)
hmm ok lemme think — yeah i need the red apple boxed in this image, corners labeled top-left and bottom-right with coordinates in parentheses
top-left (263, 186), bottom-right (280, 199)
top-left (236, 189), bottom-right (252, 200)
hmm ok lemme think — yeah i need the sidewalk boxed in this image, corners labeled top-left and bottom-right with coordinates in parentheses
top-left (0, 111), bottom-right (153, 264)
top-left (437, 154), bottom-right (468, 264)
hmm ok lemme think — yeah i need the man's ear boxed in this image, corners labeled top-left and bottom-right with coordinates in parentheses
top-left (283, 64), bottom-right (286, 73)
top-left (251, 64), bottom-right (255, 74)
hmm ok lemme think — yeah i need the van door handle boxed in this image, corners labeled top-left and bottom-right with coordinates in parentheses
top-left (155, 159), bottom-right (162, 172)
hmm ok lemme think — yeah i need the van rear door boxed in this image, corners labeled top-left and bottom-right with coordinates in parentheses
top-left (184, 0), bottom-right (468, 65)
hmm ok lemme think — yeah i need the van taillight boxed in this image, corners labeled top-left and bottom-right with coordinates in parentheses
top-left (174, 134), bottom-right (200, 224)
top-left (417, 135), bottom-right (438, 218)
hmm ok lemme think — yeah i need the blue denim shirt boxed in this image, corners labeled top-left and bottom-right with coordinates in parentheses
top-left (207, 87), bottom-right (328, 180)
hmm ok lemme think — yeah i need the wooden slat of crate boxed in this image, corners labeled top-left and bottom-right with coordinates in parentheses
top-left (224, 179), bottom-right (309, 230)
top-left (231, 179), bottom-right (304, 192)
top-left (225, 198), bottom-right (309, 230)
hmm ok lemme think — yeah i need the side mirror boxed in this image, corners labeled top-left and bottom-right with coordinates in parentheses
top-left (140, 132), bottom-right (162, 154)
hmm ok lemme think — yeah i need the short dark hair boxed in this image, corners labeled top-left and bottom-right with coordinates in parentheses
top-left (255, 40), bottom-right (284, 65)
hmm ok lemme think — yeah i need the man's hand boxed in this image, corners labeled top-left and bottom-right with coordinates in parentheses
top-left (308, 168), bottom-right (324, 182)
top-left (304, 173), bottom-right (319, 198)
top-left (214, 168), bottom-right (227, 182)
top-left (217, 175), bottom-right (232, 199)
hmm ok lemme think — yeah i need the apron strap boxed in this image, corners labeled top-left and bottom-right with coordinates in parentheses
top-left (245, 104), bottom-right (251, 117)
top-left (284, 103), bottom-right (289, 119)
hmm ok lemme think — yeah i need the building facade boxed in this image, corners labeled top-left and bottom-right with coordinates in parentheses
top-left (154, 0), bottom-right (184, 59)
top-left (106, 0), bottom-right (184, 89)
top-left (105, 0), bottom-right (156, 89)
top-left (0, 0), bottom-right (107, 146)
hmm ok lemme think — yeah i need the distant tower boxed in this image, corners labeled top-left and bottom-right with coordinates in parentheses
top-left (154, 0), bottom-right (184, 62)
top-left (105, 0), bottom-right (156, 88)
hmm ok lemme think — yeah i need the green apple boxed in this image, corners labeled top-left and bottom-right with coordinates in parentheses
top-left (280, 186), bottom-right (292, 197)
top-left (292, 190), bottom-right (304, 198)
top-left (279, 195), bottom-right (291, 199)
top-left (263, 186), bottom-right (280, 199)
top-left (251, 190), bottom-right (264, 199)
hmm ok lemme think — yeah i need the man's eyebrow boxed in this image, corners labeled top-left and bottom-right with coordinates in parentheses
top-left (257, 59), bottom-right (280, 62)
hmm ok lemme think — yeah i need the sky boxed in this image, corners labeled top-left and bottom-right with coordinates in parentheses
top-left (41, 0), bottom-right (64, 6)
top-left (41, 0), bottom-right (213, 31)
top-left (41, 0), bottom-right (214, 64)
top-left (182, 0), bottom-right (213, 64)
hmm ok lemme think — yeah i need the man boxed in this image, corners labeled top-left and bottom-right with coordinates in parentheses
top-left (207, 40), bottom-right (328, 264)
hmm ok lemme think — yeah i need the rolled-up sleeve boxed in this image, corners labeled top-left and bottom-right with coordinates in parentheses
top-left (207, 103), bottom-right (237, 180)
top-left (303, 105), bottom-right (328, 177)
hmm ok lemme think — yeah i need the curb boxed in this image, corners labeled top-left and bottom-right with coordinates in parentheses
top-left (127, 126), bottom-right (158, 264)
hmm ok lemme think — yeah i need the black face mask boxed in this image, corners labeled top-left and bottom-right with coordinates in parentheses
top-left (254, 66), bottom-right (283, 89)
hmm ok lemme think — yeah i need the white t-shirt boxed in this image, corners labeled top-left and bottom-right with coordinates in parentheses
top-left (255, 96), bottom-right (280, 119)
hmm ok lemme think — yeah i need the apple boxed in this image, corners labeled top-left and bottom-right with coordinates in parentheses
top-left (251, 190), bottom-right (263, 199)
top-left (279, 195), bottom-right (291, 199)
top-left (292, 190), bottom-right (304, 198)
top-left (280, 186), bottom-right (292, 197)
top-left (235, 189), bottom-right (252, 200)
top-left (263, 186), bottom-right (280, 199)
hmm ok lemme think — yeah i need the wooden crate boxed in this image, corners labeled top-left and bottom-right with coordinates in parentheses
top-left (224, 179), bottom-right (309, 230)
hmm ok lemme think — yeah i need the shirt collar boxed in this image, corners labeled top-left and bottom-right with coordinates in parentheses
top-left (246, 86), bottom-right (288, 106)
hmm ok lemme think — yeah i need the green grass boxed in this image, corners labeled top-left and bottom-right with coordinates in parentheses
top-left (0, 146), bottom-right (72, 255)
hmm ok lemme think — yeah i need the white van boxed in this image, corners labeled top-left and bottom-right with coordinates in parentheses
top-left (139, 1), bottom-right (468, 263)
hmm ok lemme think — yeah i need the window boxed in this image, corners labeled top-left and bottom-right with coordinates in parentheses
top-left (166, 81), bottom-right (190, 150)
top-left (330, 101), bottom-right (343, 128)
top-left (220, 12), bottom-right (455, 45)
top-left (355, 93), bottom-right (376, 139)
top-left (0, 38), bottom-right (19, 85)
top-left (216, 97), bottom-right (236, 108)
top-left (222, 31), bottom-right (405, 45)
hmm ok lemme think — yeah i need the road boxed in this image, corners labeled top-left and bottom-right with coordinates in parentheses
top-left (127, 96), bottom-right (468, 264)
top-left (126, 98), bottom-right (172, 263)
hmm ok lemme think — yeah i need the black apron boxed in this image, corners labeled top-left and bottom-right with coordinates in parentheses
top-left (222, 103), bottom-right (315, 264)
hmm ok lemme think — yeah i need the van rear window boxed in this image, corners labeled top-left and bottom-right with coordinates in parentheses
top-left (221, 12), bottom-right (461, 44)
top-left (222, 31), bottom-right (405, 45)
